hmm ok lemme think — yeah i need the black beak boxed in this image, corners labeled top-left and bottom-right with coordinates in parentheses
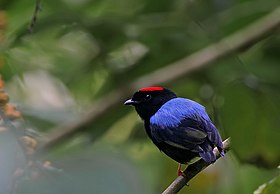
top-left (124, 99), bottom-right (139, 106)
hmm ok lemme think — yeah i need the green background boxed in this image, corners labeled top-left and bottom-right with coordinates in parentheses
top-left (0, 0), bottom-right (279, 193)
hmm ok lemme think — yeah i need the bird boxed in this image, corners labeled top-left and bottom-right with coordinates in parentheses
top-left (124, 86), bottom-right (224, 176)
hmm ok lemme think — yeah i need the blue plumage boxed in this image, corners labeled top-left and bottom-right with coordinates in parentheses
top-left (150, 98), bottom-right (207, 127)
top-left (150, 98), bottom-right (224, 163)
top-left (124, 87), bottom-right (224, 166)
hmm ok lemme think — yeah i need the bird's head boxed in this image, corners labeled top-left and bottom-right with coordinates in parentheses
top-left (124, 87), bottom-right (177, 120)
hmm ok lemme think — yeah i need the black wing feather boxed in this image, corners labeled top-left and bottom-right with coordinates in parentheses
top-left (150, 117), bottom-right (221, 163)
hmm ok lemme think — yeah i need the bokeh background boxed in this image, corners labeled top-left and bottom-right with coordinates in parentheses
top-left (0, 0), bottom-right (279, 193)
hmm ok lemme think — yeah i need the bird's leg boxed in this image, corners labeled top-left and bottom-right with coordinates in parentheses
top-left (177, 163), bottom-right (186, 177)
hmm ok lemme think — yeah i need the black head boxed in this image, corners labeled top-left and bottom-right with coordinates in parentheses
top-left (124, 87), bottom-right (177, 120)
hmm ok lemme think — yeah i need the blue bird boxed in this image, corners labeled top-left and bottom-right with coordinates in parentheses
top-left (124, 87), bottom-right (224, 175)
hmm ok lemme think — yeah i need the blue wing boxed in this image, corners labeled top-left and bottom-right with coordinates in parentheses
top-left (150, 98), bottom-right (224, 163)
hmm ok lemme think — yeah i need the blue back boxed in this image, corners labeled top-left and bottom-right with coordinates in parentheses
top-left (149, 98), bottom-right (224, 163)
top-left (150, 98), bottom-right (210, 127)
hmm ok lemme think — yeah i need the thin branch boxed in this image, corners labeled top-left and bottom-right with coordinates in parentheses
top-left (38, 7), bottom-right (280, 152)
top-left (162, 138), bottom-right (231, 194)
top-left (28, 0), bottom-right (42, 32)
top-left (131, 7), bottom-right (280, 89)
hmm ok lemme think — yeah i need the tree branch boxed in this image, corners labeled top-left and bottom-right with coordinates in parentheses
top-left (28, 0), bottom-right (42, 32)
top-left (38, 7), bottom-right (280, 152)
top-left (162, 138), bottom-right (230, 194)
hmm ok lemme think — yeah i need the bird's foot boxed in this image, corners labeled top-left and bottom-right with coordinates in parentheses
top-left (177, 170), bottom-right (187, 177)
top-left (177, 164), bottom-right (187, 177)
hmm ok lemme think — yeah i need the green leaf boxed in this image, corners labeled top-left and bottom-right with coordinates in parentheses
top-left (222, 82), bottom-right (280, 168)
top-left (254, 174), bottom-right (280, 194)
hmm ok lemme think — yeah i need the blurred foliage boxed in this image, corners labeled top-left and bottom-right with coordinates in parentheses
top-left (0, 0), bottom-right (280, 193)
top-left (254, 174), bottom-right (280, 194)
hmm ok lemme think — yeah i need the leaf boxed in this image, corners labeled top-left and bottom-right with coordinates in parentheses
top-left (221, 82), bottom-right (280, 168)
top-left (254, 174), bottom-right (280, 194)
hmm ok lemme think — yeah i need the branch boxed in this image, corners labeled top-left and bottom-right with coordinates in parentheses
top-left (28, 0), bottom-right (42, 32)
top-left (38, 7), bottom-right (280, 152)
top-left (162, 138), bottom-right (231, 194)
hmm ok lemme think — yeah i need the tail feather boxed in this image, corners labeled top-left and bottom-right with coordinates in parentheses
top-left (204, 121), bottom-right (225, 158)
top-left (198, 141), bottom-right (216, 163)
top-left (198, 142), bottom-right (224, 163)
top-left (199, 151), bottom-right (216, 163)
top-left (218, 146), bottom-right (225, 157)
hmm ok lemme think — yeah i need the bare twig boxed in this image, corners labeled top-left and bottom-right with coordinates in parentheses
top-left (38, 7), bottom-right (280, 152)
top-left (162, 138), bottom-right (231, 194)
top-left (28, 0), bottom-right (42, 32)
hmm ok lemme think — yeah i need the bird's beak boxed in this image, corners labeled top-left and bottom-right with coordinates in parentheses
top-left (124, 99), bottom-right (139, 106)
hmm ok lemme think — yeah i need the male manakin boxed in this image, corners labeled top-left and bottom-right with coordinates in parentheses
top-left (124, 87), bottom-right (224, 176)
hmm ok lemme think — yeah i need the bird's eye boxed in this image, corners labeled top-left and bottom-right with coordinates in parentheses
top-left (144, 94), bottom-right (152, 101)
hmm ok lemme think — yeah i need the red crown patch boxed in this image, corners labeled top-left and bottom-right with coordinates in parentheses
top-left (139, 87), bottom-right (164, 92)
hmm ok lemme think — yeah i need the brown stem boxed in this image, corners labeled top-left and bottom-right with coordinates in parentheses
top-left (162, 138), bottom-right (231, 194)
